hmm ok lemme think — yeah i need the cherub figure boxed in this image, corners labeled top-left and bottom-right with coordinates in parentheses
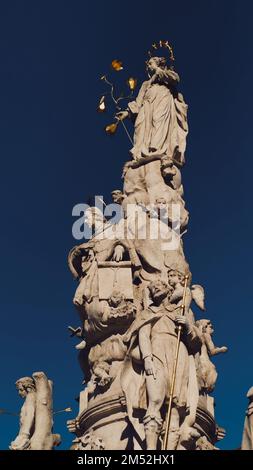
top-left (102, 290), bottom-right (136, 323)
top-left (168, 269), bottom-right (205, 313)
top-left (195, 319), bottom-right (228, 392)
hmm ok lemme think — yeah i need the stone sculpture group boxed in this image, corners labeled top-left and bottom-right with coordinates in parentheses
top-left (9, 45), bottom-right (252, 451)
top-left (66, 50), bottom-right (228, 450)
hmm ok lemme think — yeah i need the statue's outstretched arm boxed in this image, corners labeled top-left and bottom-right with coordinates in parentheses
top-left (204, 333), bottom-right (227, 356)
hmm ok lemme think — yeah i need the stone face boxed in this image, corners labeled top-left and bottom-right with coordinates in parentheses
top-left (10, 372), bottom-right (60, 450)
top-left (67, 52), bottom-right (226, 450)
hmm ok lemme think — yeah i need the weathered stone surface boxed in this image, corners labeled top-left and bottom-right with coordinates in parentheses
top-left (10, 372), bottom-right (60, 450)
top-left (98, 262), bottom-right (134, 300)
top-left (67, 47), bottom-right (227, 450)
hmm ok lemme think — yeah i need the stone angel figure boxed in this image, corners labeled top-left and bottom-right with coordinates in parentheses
top-left (10, 372), bottom-right (61, 450)
top-left (9, 377), bottom-right (36, 450)
top-left (195, 319), bottom-right (228, 392)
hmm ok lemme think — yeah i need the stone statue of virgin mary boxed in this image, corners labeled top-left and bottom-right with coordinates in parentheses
top-left (117, 56), bottom-right (188, 167)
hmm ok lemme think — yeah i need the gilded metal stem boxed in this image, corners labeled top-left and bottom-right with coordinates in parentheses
top-left (162, 274), bottom-right (189, 450)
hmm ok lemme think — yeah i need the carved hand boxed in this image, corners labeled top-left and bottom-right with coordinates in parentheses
top-left (122, 161), bottom-right (133, 178)
top-left (175, 314), bottom-right (190, 332)
top-left (144, 356), bottom-right (156, 379)
top-left (67, 418), bottom-right (80, 433)
top-left (112, 245), bottom-right (124, 262)
top-left (116, 110), bottom-right (129, 121)
top-left (216, 426), bottom-right (226, 441)
top-left (219, 346), bottom-right (228, 353)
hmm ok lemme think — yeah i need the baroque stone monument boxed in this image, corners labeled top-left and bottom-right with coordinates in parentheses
top-left (10, 371), bottom-right (61, 450)
top-left (67, 41), bottom-right (228, 450)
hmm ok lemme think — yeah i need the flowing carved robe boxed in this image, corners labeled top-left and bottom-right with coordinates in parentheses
top-left (128, 69), bottom-right (188, 164)
top-left (121, 303), bottom-right (201, 430)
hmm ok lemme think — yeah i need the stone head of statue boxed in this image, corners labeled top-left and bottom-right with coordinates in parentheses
top-left (196, 319), bottom-right (214, 336)
top-left (146, 56), bottom-right (167, 74)
top-left (168, 269), bottom-right (185, 288)
top-left (108, 289), bottom-right (125, 308)
top-left (155, 196), bottom-right (167, 207)
top-left (154, 197), bottom-right (168, 218)
top-left (111, 190), bottom-right (124, 205)
top-left (148, 278), bottom-right (171, 304)
top-left (15, 377), bottom-right (36, 398)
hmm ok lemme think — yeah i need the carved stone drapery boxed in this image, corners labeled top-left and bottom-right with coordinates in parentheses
top-left (67, 50), bottom-right (227, 450)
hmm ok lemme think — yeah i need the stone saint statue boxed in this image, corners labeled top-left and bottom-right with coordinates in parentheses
top-left (118, 56), bottom-right (189, 230)
top-left (122, 278), bottom-right (201, 450)
top-left (10, 372), bottom-right (60, 450)
top-left (117, 56), bottom-right (188, 167)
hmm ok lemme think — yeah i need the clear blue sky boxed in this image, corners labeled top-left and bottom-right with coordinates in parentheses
top-left (0, 0), bottom-right (252, 450)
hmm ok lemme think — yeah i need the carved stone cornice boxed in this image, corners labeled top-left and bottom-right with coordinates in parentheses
top-left (77, 394), bottom-right (127, 435)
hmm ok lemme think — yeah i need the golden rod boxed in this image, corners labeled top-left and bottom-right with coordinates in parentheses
top-left (53, 407), bottom-right (72, 415)
top-left (162, 274), bottom-right (189, 450)
top-left (119, 119), bottom-right (134, 145)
